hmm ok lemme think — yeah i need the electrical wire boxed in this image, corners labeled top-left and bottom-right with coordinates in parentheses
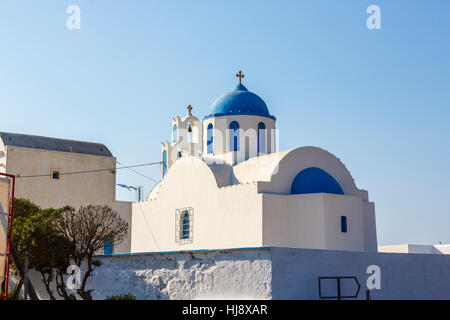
top-left (116, 160), bottom-right (160, 184)
top-left (16, 161), bottom-right (162, 179)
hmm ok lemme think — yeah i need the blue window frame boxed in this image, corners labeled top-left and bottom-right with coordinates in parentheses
top-left (229, 121), bottom-right (239, 151)
top-left (207, 123), bottom-right (214, 154)
top-left (341, 216), bottom-right (347, 233)
top-left (172, 124), bottom-right (178, 143)
top-left (104, 237), bottom-right (114, 255)
top-left (258, 122), bottom-right (266, 153)
top-left (181, 211), bottom-right (190, 239)
top-left (162, 150), bottom-right (167, 177)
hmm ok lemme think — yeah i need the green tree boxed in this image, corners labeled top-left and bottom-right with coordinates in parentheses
top-left (11, 198), bottom-right (74, 300)
top-left (52, 205), bottom-right (128, 300)
top-left (11, 200), bottom-right (128, 300)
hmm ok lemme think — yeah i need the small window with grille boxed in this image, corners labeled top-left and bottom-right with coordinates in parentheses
top-left (175, 207), bottom-right (193, 244)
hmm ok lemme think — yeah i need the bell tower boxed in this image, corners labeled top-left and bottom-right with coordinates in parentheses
top-left (161, 105), bottom-right (203, 177)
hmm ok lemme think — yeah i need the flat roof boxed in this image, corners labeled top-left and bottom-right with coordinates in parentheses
top-left (0, 131), bottom-right (113, 157)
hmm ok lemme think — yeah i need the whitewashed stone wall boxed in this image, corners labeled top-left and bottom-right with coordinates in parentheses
top-left (88, 249), bottom-right (272, 300)
top-left (22, 247), bottom-right (450, 300)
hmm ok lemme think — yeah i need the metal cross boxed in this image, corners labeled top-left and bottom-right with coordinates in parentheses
top-left (236, 70), bottom-right (245, 84)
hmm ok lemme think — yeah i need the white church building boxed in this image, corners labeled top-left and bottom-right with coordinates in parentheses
top-left (3, 71), bottom-right (450, 300)
top-left (130, 72), bottom-right (377, 254)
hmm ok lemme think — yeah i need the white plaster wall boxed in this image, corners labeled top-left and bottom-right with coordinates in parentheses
top-left (23, 247), bottom-right (450, 300)
top-left (5, 146), bottom-right (132, 254)
top-left (435, 245), bottom-right (450, 254)
top-left (362, 201), bottom-right (378, 251)
top-left (110, 201), bottom-right (132, 254)
top-left (323, 194), bottom-right (366, 251)
top-left (24, 249), bottom-right (272, 300)
top-left (89, 250), bottom-right (272, 300)
top-left (271, 247), bottom-right (450, 299)
top-left (5, 146), bottom-right (116, 209)
top-left (132, 157), bottom-right (263, 253)
top-left (141, 148), bottom-right (377, 253)
top-left (262, 193), bottom-right (326, 248)
top-left (379, 244), bottom-right (450, 254)
top-left (262, 193), bottom-right (372, 252)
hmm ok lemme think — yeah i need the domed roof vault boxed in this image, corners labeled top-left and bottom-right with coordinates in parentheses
top-left (204, 76), bottom-right (276, 120)
top-left (232, 147), bottom-right (368, 199)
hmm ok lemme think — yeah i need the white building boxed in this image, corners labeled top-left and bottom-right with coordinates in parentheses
top-left (131, 72), bottom-right (378, 253)
top-left (5, 72), bottom-right (450, 300)
top-left (378, 244), bottom-right (450, 254)
top-left (0, 132), bottom-right (132, 253)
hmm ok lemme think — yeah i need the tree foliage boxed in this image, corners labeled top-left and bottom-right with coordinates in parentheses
top-left (12, 198), bottom-right (74, 299)
top-left (11, 200), bottom-right (128, 300)
top-left (106, 293), bottom-right (136, 300)
top-left (52, 204), bottom-right (128, 300)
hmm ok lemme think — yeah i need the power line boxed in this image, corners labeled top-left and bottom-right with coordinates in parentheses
top-left (116, 160), bottom-right (160, 184)
top-left (16, 161), bottom-right (162, 179)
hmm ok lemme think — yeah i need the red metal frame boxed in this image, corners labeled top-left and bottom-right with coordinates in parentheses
top-left (0, 173), bottom-right (15, 300)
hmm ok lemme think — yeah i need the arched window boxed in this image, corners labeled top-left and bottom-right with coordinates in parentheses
top-left (229, 121), bottom-right (239, 151)
top-left (207, 123), bottom-right (214, 154)
top-left (258, 122), bottom-right (266, 154)
top-left (291, 167), bottom-right (344, 195)
top-left (162, 150), bottom-right (167, 177)
top-left (181, 211), bottom-right (190, 239)
top-left (172, 124), bottom-right (178, 143)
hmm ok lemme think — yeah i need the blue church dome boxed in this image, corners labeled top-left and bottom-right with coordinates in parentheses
top-left (205, 83), bottom-right (275, 120)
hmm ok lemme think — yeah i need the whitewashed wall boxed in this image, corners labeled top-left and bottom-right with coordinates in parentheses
top-left (25, 248), bottom-right (272, 300)
top-left (271, 247), bottom-right (450, 299)
top-left (379, 244), bottom-right (450, 254)
top-left (134, 149), bottom-right (377, 254)
top-left (133, 158), bottom-right (264, 253)
top-left (24, 247), bottom-right (450, 300)
top-left (5, 146), bottom-right (116, 209)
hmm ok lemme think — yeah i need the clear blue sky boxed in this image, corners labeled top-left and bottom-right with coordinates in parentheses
top-left (1, 1), bottom-right (449, 245)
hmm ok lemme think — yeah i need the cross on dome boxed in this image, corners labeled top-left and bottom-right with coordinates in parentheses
top-left (187, 104), bottom-right (193, 115)
top-left (236, 70), bottom-right (245, 84)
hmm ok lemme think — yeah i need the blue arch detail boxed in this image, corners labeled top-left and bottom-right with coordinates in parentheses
top-left (207, 123), bottom-right (214, 154)
top-left (291, 167), bottom-right (344, 195)
top-left (162, 150), bottom-right (167, 177)
top-left (172, 124), bottom-right (178, 143)
top-left (258, 122), bottom-right (266, 153)
top-left (229, 121), bottom-right (239, 151)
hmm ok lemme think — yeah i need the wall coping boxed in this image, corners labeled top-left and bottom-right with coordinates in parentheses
top-left (94, 246), bottom-right (270, 258)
